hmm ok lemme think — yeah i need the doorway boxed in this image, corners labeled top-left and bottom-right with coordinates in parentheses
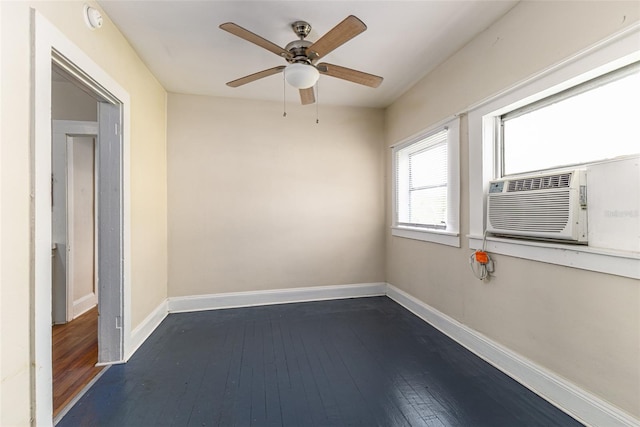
top-left (51, 121), bottom-right (99, 325)
top-left (32, 11), bottom-right (132, 423)
top-left (49, 58), bottom-right (125, 418)
top-left (50, 115), bottom-right (100, 417)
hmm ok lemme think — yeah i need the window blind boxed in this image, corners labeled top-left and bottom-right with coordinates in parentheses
top-left (395, 129), bottom-right (448, 229)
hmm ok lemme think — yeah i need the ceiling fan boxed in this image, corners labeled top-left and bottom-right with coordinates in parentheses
top-left (219, 15), bottom-right (383, 105)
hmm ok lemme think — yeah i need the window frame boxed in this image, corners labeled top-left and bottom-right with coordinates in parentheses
top-left (498, 61), bottom-right (639, 177)
top-left (467, 23), bottom-right (640, 279)
top-left (392, 116), bottom-right (460, 247)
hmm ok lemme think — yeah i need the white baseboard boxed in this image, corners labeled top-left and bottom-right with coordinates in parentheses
top-left (386, 283), bottom-right (640, 427)
top-left (125, 283), bottom-right (385, 361)
top-left (126, 299), bottom-right (168, 361)
top-left (122, 281), bottom-right (638, 427)
top-left (167, 282), bottom-right (387, 313)
top-left (72, 292), bottom-right (97, 319)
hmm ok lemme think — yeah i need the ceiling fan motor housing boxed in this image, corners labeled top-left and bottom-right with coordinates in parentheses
top-left (284, 40), bottom-right (314, 64)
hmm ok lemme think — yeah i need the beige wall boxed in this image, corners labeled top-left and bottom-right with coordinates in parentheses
top-left (0, 1), bottom-right (168, 425)
top-left (385, 1), bottom-right (640, 418)
top-left (52, 80), bottom-right (97, 121)
top-left (167, 94), bottom-right (385, 297)
top-left (1, 0), bottom-right (638, 425)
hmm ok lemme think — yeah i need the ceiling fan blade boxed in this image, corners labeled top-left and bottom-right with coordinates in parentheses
top-left (307, 15), bottom-right (366, 61)
top-left (299, 88), bottom-right (315, 105)
top-left (317, 63), bottom-right (383, 88)
top-left (226, 66), bottom-right (286, 87)
top-left (220, 23), bottom-right (291, 59)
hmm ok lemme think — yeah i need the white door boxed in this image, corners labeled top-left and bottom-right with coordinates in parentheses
top-left (52, 121), bottom-right (99, 324)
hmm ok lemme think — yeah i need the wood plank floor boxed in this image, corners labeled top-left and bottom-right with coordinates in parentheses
top-left (58, 297), bottom-right (583, 426)
top-left (52, 306), bottom-right (103, 418)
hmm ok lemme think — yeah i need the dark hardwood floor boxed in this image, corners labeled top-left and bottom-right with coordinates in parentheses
top-left (52, 306), bottom-right (103, 418)
top-left (58, 297), bottom-right (582, 426)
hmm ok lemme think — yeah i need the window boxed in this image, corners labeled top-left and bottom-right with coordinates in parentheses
top-left (500, 62), bottom-right (640, 176)
top-left (396, 130), bottom-right (447, 229)
top-left (467, 26), bottom-right (640, 279)
top-left (392, 117), bottom-right (460, 246)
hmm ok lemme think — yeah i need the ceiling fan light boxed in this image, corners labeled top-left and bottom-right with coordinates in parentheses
top-left (285, 63), bottom-right (319, 89)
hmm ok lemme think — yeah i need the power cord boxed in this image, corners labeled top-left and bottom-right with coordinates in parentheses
top-left (469, 231), bottom-right (494, 280)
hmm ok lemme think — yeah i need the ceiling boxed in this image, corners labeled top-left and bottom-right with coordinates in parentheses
top-left (97, 1), bottom-right (518, 108)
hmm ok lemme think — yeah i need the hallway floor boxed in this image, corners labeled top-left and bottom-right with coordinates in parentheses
top-left (53, 306), bottom-right (103, 418)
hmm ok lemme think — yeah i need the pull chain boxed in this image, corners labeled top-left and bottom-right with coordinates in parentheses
top-left (283, 71), bottom-right (287, 117)
top-left (315, 80), bottom-right (319, 124)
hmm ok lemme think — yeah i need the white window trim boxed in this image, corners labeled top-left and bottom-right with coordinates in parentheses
top-left (468, 23), bottom-right (640, 279)
top-left (392, 116), bottom-right (460, 247)
top-left (469, 236), bottom-right (639, 279)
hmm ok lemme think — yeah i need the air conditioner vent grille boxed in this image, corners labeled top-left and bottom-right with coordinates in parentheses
top-left (488, 191), bottom-right (570, 233)
top-left (507, 173), bottom-right (571, 192)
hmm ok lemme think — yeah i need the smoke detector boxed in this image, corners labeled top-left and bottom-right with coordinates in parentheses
top-left (83, 4), bottom-right (103, 30)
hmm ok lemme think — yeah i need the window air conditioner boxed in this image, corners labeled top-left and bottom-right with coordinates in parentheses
top-left (486, 169), bottom-right (588, 243)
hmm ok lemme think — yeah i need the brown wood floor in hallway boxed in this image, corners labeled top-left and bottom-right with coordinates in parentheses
top-left (52, 306), bottom-right (103, 418)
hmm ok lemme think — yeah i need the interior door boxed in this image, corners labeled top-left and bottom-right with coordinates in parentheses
top-left (97, 101), bottom-right (124, 363)
top-left (68, 135), bottom-right (98, 317)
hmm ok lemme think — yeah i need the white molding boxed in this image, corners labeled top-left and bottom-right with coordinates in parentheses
top-left (32, 10), bottom-right (131, 425)
top-left (72, 292), bottom-right (97, 319)
top-left (121, 284), bottom-right (385, 361)
top-left (168, 283), bottom-right (387, 313)
top-left (32, 11), bottom-right (56, 424)
top-left (469, 235), bottom-right (640, 279)
top-left (463, 22), bottom-right (640, 116)
top-left (126, 299), bottom-right (168, 362)
top-left (391, 227), bottom-right (460, 247)
top-left (386, 283), bottom-right (640, 427)
top-left (87, 281), bottom-right (639, 427)
top-left (391, 116), bottom-right (461, 244)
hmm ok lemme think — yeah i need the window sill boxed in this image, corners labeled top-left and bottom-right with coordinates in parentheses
top-left (392, 226), bottom-right (460, 247)
top-left (468, 235), bottom-right (640, 279)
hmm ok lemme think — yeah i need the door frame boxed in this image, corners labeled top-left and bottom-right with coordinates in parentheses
top-left (32, 9), bottom-right (132, 425)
